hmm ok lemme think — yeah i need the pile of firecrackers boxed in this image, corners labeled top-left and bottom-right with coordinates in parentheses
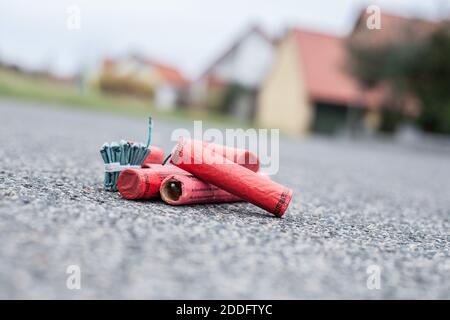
top-left (100, 118), bottom-right (293, 218)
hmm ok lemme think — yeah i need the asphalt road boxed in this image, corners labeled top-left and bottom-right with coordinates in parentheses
top-left (0, 99), bottom-right (449, 299)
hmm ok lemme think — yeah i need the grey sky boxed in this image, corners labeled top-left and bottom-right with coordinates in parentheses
top-left (0, 0), bottom-right (448, 78)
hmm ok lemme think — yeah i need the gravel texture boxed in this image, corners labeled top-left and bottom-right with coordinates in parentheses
top-left (0, 99), bottom-right (449, 299)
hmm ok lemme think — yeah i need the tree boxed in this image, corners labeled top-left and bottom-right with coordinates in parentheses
top-left (347, 22), bottom-right (450, 134)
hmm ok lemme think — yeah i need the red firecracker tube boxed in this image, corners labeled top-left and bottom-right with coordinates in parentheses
top-left (202, 141), bottom-right (259, 172)
top-left (117, 165), bottom-right (188, 200)
top-left (160, 174), bottom-right (242, 205)
top-left (170, 138), bottom-right (293, 217)
top-left (142, 146), bottom-right (165, 166)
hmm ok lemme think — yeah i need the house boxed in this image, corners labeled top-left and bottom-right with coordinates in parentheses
top-left (190, 25), bottom-right (275, 121)
top-left (151, 62), bottom-right (190, 110)
top-left (256, 28), bottom-right (371, 135)
top-left (256, 10), bottom-right (439, 135)
top-left (97, 55), bottom-right (189, 111)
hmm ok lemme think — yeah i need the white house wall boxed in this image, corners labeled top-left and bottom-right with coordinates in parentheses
top-left (155, 84), bottom-right (177, 111)
top-left (213, 33), bottom-right (274, 88)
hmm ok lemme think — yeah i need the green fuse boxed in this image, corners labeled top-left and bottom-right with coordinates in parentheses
top-left (99, 117), bottom-right (154, 191)
top-left (100, 143), bottom-right (112, 191)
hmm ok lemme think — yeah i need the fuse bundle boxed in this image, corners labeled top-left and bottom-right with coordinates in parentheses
top-left (100, 141), bottom-right (149, 191)
top-left (99, 117), bottom-right (165, 191)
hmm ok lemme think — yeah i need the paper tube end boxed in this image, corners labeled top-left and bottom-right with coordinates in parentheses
top-left (117, 169), bottom-right (145, 200)
top-left (160, 178), bottom-right (183, 205)
top-left (273, 188), bottom-right (294, 218)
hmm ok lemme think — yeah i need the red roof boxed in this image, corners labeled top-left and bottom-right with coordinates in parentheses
top-left (294, 29), bottom-right (362, 107)
top-left (150, 62), bottom-right (189, 88)
top-left (350, 11), bottom-right (439, 46)
top-left (292, 11), bottom-right (440, 110)
top-left (101, 56), bottom-right (189, 88)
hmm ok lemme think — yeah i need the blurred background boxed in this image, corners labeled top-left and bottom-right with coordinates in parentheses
top-left (0, 0), bottom-right (449, 137)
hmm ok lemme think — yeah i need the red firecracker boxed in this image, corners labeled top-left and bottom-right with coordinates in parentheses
top-left (160, 174), bottom-right (242, 205)
top-left (202, 141), bottom-right (259, 172)
top-left (117, 165), bottom-right (188, 200)
top-left (170, 138), bottom-right (293, 217)
top-left (142, 146), bottom-right (165, 166)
